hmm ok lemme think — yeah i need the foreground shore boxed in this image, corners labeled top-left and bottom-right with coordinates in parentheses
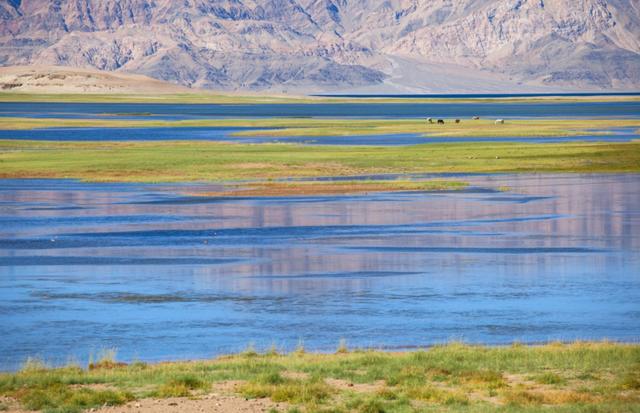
top-left (1, 342), bottom-right (639, 413)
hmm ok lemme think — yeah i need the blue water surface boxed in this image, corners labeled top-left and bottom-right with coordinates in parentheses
top-left (2, 101), bottom-right (640, 119)
top-left (1, 174), bottom-right (639, 370)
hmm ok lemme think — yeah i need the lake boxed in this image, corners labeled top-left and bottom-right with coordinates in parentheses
top-left (1, 174), bottom-right (639, 371)
top-left (2, 100), bottom-right (638, 146)
top-left (2, 101), bottom-right (640, 119)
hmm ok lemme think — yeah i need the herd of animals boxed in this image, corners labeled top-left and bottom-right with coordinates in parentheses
top-left (427, 117), bottom-right (505, 124)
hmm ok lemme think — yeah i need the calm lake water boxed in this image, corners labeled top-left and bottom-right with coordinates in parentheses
top-left (2, 100), bottom-right (638, 145)
top-left (1, 174), bottom-right (639, 370)
top-left (2, 101), bottom-right (640, 119)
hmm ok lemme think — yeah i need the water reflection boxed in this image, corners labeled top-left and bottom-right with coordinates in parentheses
top-left (0, 174), bottom-right (639, 370)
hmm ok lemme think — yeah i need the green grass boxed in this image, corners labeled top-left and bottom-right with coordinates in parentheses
top-left (1, 342), bottom-right (639, 412)
top-left (2, 117), bottom-right (639, 139)
top-left (0, 140), bottom-right (639, 184)
top-left (1, 91), bottom-right (639, 104)
top-left (230, 118), bottom-right (640, 139)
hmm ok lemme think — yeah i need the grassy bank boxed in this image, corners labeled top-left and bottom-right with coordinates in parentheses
top-left (0, 140), bottom-right (638, 184)
top-left (2, 117), bottom-right (640, 139)
top-left (1, 91), bottom-right (639, 104)
top-left (1, 342), bottom-right (638, 413)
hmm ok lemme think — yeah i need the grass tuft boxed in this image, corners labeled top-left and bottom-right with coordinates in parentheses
top-left (156, 375), bottom-right (207, 397)
top-left (294, 340), bottom-right (306, 355)
top-left (533, 372), bottom-right (566, 385)
top-left (620, 368), bottom-right (640, 390)
top-left (336, 339), bottom-right (348, 354)
top-left (20, 358), bottom-right (49, 373)
top-left (240, 379), bottom-right (332, 404)
top-left (241, 342), bottom-right (259, 358)
top-left (88, 348), bottom-right (126, 370)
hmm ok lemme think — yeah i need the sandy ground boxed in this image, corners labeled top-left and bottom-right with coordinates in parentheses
top-left (0, 66), bottom-right (191, 94)
top-left (94, 394), bottom-right (284, 413)
top-left (329, 55), bottom-right (564, 95)
top-left (1, 382), bottom-right (286, 413)
top-left (0, 378), bottom-right (388, 413)
top-left (2, 395), bottom-right (283, 413)
top-left (0, 372), bottom-right (612, 412)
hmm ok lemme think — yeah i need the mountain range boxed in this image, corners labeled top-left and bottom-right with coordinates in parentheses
top-left (1, 0), bottom-right (639, 93)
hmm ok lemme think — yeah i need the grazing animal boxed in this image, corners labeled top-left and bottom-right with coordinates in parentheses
top-left (495, 119), bottom-right (505, 124)
top-left (437, 119), bottom-right (445, 124)
top-left (455, 119), bottom-right (460, 124)
top-left (472, 116), bottom-right (480, 120)
top-left (427, 117), bottom-right (433, 124)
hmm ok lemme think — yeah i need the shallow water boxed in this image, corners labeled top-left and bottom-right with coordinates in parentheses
top-left (0, 127), bottom-right (637, 145)
top-left (1, 175), bottom-right (639, 370)
top-left (0, 126), bottom-right (270, 141)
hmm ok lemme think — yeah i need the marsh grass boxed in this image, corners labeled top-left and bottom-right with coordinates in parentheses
top-left (240, 378), bottom-right (333, 404)
top-left (1, 140), bottom-right (639, 185)
top-left (336, 340), bottom-right (348, 354)
top-left (88, 348), bottom-right (124, 370)
top-left (155, 375), bottom-right (208, 397)
top-left (295, 340), bottom-right (306, 355)
top-left (1, 116), bottom-right (639, 140)
top-left (21, 358), bottom-right (50, 373)
top-left (242, 343), bottom-right (260, 358)
top-left (13, 383), bottom-right (133, 413)
top-left (532, 372), bottom-right (566, 385)
top-left (1, 342), bottom-right (639, 412)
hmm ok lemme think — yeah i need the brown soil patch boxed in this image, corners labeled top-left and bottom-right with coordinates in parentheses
top-left (92, 394), bottom-right (285, 413)
top-left (504, 373), bottom-right (537, 387)
top-left (0, 65), bottom-right (190, 94)
top-left (281, 371), bottom-right (309, 380)
top-left (68, 383), bottom-right (119, 391)
top-left (0, 396), bottom-right (28, 413)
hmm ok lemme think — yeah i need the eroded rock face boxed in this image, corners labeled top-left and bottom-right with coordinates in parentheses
top-left (1, 0), bottom-right (638, 91)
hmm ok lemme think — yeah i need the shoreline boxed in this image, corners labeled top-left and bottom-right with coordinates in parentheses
top-left (1, 91), bottom-right (640, 104)
top-left (1, 341), bottom-right (639, 412)
top-left (5, 338), bottom-right (640, 373)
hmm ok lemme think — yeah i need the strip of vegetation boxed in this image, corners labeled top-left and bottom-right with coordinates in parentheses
top-left (0, 140), bottom-right (638, 184)
top-left (2, 117), bottom-right (640, 139)
top-left (1, 91), bottom-right (639, 104)
top-left (0, 342), bottom-right (638, 412)
top-left (193, 180), bottom-right (468, 197)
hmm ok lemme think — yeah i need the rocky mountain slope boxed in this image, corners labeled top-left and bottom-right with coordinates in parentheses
top-left (1, 0), bottom-right (639, 92)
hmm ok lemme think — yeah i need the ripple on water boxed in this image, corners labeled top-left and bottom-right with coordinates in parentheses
top-left (0, 173), bottom-right (639, 370)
